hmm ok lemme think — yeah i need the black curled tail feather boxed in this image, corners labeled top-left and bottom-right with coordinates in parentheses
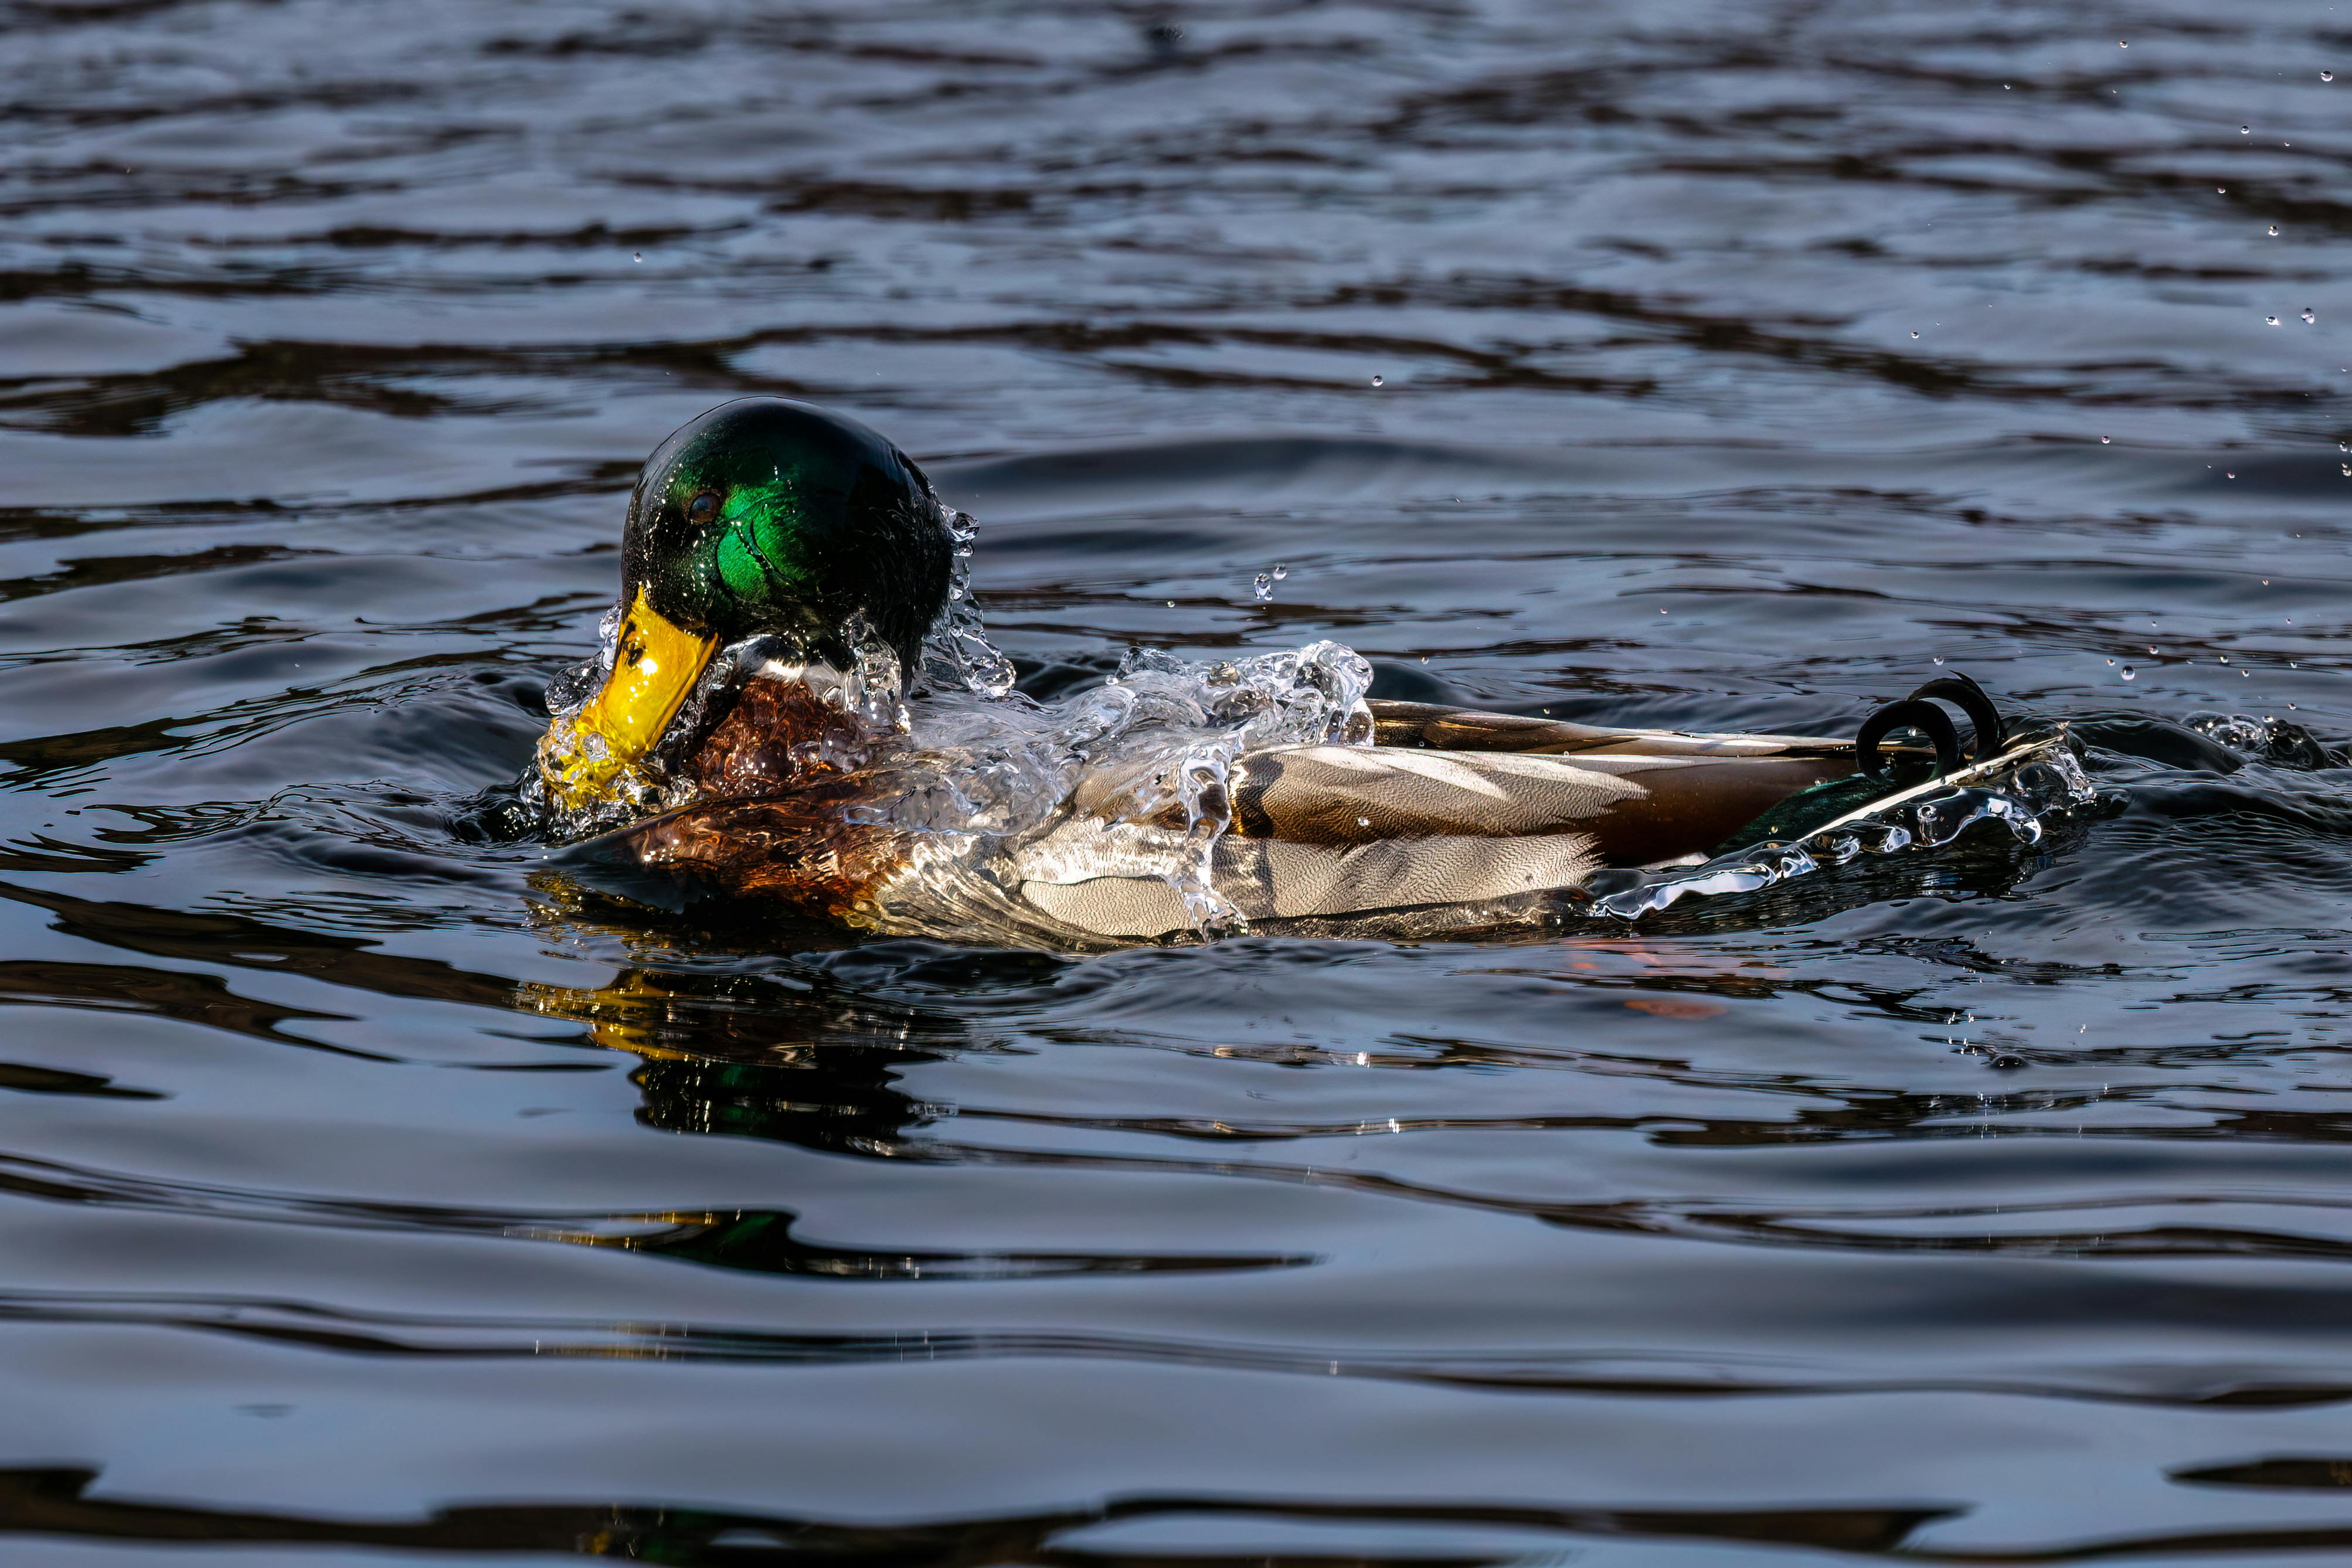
top-left (1858, 673), bottom-right (2010, 780)
top-left (1906, 674), bottom-right (2006, 756)
top-left (1857, 699), bottom-right (1960, 778)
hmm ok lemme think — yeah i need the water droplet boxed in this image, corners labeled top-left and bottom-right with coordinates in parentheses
top-left (2100, 435), bottom-right (2112, 444)
top-left (1272, 564), bottom-right (1288, 581)
top-left (2220, 654), bottom-right (2230, 663)
top-left (2218, 186), bottom-right (2228, 193)
top-left (2121, 666), bottom-right (2136, 681)
top-left (1355, 817), bottom-right (1371, 829)
top-left (2149, 646), bottom-right (2159, 655)
top-left (2242, 125), bottom-right (2251, 134)
top-left (1910, 330), bottom-right (1919, 339)
top-left (632, 252), bottom-right (643, 262)
top-left (1369, 375), bottom-right (1384, 387)
top-left (2118, 39), bottom-right (2127, 47)
top-left (2304, 308), bottom-right (2318, 324)
top-left (1252, 572), bottom-right (1275, 600)
top-left (2227, 471), bottom-right (2237, 478)
top-left (2266, 315), bottom-right (2282, 326)
top-left (1933, 655), bottom-right (1945, 665)
top-left (2106, 658), bottom-right (2116, 666)
top-left (2268, 225), bottom-right (2280, 236)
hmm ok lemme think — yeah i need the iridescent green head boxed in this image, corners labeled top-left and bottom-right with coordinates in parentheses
top-left (623, 397), bottom-right (951, 668)
top-left (537, 398), bottom-right (952, 810)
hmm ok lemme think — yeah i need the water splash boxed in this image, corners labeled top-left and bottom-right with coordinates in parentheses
top-left (1582, 733), bottom-right (2097, 923)
top-left (868, 638), bottom-right (1374, 943)
top-left (2182, 710), bottom-right (2334, 767)
top-left (919, 507), bottom-right (1017, 698)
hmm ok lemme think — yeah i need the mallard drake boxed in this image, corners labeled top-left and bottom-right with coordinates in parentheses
top-left (533, 398), bottom-right (2082, 947)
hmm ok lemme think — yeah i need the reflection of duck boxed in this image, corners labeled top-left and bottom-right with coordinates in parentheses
top-left (535, 397), bottom-right (2067, 944)
top-left (515, 964), bottom-right (956, 1277)
top-left (518, 965), bottom-right (1313, 1280)
top-left (520, 966), bottom-right (936, 1153)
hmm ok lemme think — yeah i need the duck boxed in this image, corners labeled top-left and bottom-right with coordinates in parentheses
top-left (532, 397), bottom-right (2079, 947)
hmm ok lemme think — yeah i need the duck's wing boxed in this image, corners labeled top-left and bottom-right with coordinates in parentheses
top-left (1025, 737), bottom-right (1861, 941)
top-left (1294, 699), bottom-right (1873, 862)
top-left (1227, 742), bottom-right (1854, 866)
top-left (1013, 814), bottom-right (1620, 940)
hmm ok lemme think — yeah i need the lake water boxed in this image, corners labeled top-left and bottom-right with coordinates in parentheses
top-left (6, 1), bottom-right (2352, 1562)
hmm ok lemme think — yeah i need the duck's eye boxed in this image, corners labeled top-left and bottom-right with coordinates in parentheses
top-left (687, 490), bottom-right (721, 524)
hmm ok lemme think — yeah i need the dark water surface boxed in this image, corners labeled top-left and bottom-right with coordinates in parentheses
top-left (6, 1), bottom-right (2352, 1562)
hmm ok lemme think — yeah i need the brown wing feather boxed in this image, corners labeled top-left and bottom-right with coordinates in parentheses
top-left (1230, 742), bottom-right (1853, 868)
top-left (1368, 698), bottom-right (1850, 759)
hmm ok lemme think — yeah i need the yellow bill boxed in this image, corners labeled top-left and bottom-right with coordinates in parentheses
top-left (538, 586), bottom-right (719, 811)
